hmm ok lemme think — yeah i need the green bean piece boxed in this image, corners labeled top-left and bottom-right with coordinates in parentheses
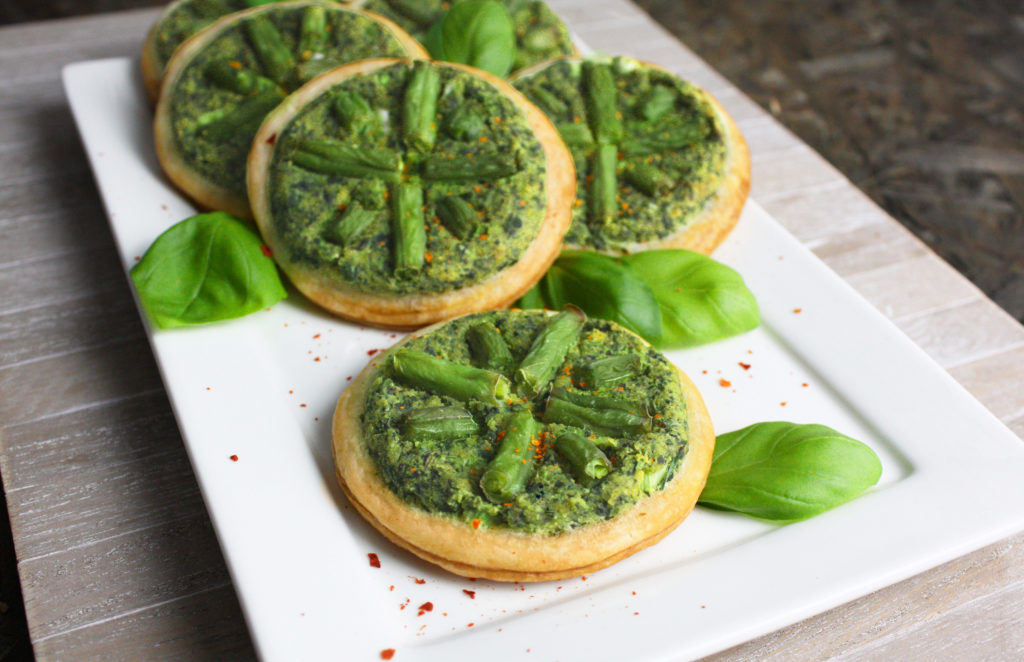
top-left (575, 354), bottom-right (641, 389)
top-left (620, 123), bottom-right (706, 156)
top-left (298, 5), bottom-right (328, 60)
top-left (326, 203), bottom-right (376, 247)
top-left (292, 140), bottom-right (402, 180)
top-left (527, 86), bottom-right (568, 117)
top-left (480, 409), bottom-right (538, 503)
top-left (204, 60), bottom-right (277, 95)
top-left (391, 0), bottom-right (444, 26)
top-left (391, 349), bottom-right (512, 404)
top-left (245, 0), bottom-right (281, 6)
top-left (515, 307), bottom-right (586, 397)
top-left (421, 152), bottom-right (519, 182)
top-left (556, 121), bottom-right (595, 148)
top-left (332, 90), bottom-right (381, 137)
top-left (244, 15), bottom-right (295, 87)
top-left (623, 162), bottom-right (673, 197)
top-left (589, 143), bottom-right (618, 225)
top-left (583, 61), bottom-right (623, 145)
top-left (435, 196), bottom-right (480, 240)
top-left (641, 449), bottom-right (683, 493)
top-left (390, 182), bottom-right (426, 277)
top-left (639, 84), bottom-right (677, 122)
top-left (543, 396), bottom-right (651, 438)
top-left (466, 323), bottom-right (514, 372)
top-left (197, 87), bottom-right (285, 142)
top-left (401, 406), bottom-right (479, 442)
top-left (403, 61), bottom-right (441, 153)
top-left (554, 431), bottom-right (611, 486)
top-left (445, 106), bottom-right (486, 141)
top-left (548, 386), bottom-right (644, 415)
top-left (191, 0), bottom-right (232, 19)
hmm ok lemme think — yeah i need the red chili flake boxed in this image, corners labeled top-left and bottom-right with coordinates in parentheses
top-left (467, 622), bottom-right (475, 628)
top-left (314, 357), bottom-right (321, 362)
top-left (701, 370), bottom-right (708, 374)
top-left (581, 576), bottom-right (588, 581)
top-left (632, 591), bottom-right (636, 595)
top-left (299, 403), bottom-right (307, 408)
top-left (368, 553), bottom-right (381, 568)
top-left (229, 454), bottom-right (239, 462)
top-left (469, 577), bottom-right (477, 582)
top-left (346, 376), bottom-right (353, 381)
top-left (417, 602), bottom-right (433, 616)
top-left (413, 577), bottom-right (426, 585)
top-left (738, 362), bottom-right (751, 370)
top-left (368, 349), bottom-right (380, 356)
top-left (313, 333), bottom-right (321, 339)
top-left (719, 378), bottom-right (731, 387)
top-left (380, 649), bottom-right (395, 660)
top-left (802, 382), bottom-right (809, 387)
top-left (780, 401), bottom-right (788, 407)
top-left (463, 589), bottom-right (476, 599)
top-left (793, 308), bottom-right (802, 314)
top-left (259, 244), bottom-right (273, 257)
top-left (471, 519), bottom-right (481, 530)
top-left (633, 611), bottom-right (640, 615)
top-left (266, 133), bottom-right (277, 145)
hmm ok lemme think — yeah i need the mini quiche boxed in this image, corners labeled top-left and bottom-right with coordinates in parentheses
top-left (248, 58), bottom-right (575, 328)
top-left (511, 55), bottom-right (751, 255)
top-left (348, 0), bottom-right (577, 72)
top-left (154, 1), bottom-right (425, 218)
top-left (333, 308), bottom-right (715, 581)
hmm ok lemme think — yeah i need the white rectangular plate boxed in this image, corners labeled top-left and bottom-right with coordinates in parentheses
top-left (64, 57), bottom-right (1024, 662)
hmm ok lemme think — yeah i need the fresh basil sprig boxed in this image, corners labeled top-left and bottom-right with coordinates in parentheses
top-left (698, 422), bottom-right (882, 522)
top-left (423, 0), bottom-right (517, 78)
top-left (130, 212), bottom-right (287, 329)
top-left (518, 250), bottom-right (662, 344)
top-left (622, 249), bottom-right (760, 348)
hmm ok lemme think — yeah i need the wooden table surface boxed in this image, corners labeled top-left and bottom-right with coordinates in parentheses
top-left (1, 1), bottom-right (1023, 659)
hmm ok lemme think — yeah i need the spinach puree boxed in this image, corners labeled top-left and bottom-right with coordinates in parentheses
top-left (267, 62), bottom-right (547, 295)
top-left (168, 3), bottom-right (410, 196)
top-left (151, 0), bottom-right (253, 73)
top-left (360, 311), bottom-right (690, 535)
top-left (512, 56), bottom-right (728, 252)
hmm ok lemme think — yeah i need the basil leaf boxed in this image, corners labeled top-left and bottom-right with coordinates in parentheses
top-left (130, 212), bottom-right (287, 329)
top-left (424, 0), bottom-right (516, 78)
top-left (518, 250), bottom-right (662, 344)
top-left (623, 249), bottom-right (759, 348)
top-left (698, 422), bottom-right (882, 522)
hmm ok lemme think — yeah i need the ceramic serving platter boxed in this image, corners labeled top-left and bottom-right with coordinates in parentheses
top-left (64, 57), bottom-right (1024, 661)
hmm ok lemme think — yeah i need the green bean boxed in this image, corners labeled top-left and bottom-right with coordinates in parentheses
top-left (527, 86), bottom-right (568, 117)
top-left (589, 143), bottom-right (618, 225)
top-left (190, 0), bottom-right (231, 19)
top-left (574, 354), bottom-right (641, 389)
top-left (623, 162), bottom-right (673, 196)
top-left (542, 396), bottom-right (650, 438)
top-left (515, 307), bottom-right (586, 397)
top-left (292, 140), bottom-right (402, 180)
top-left (620, 123), bottom-right (706, 156)
top-left (421, 152), bottom-right (518, 182)
top-left (332, 90), bottom-right (381, 137)
top-left (466, 323), bottom-right (514, 372)
top-left (403, 61), bottom-right (441, 153)
top-left (390, 182), bottom-right (426, 277)
top-left (480, 409), bottom-right (538, 503)
top-left (204, 60), bottom-right (277, 95)
top-left (638, 84), bottom-right (677, 122)
top-left (391, 349), bottom-right (512, 404)
top-left (556, 121), bottom-right (595, 148)
top-left (326, 202), bottom-right (376, 247)
top-left (444, 106), bottom-right (486, 141)
top-left (298, 5), bottom-right (328, 60)
top-left (435, 196), bottom-right (479, 240)
top-left (554, 431), bottom-right (611, 485)
top-left (548, 386), bottom-right (644, 415)
top-left (401, 406), bottom-right (479, 442)
top-left (197, 87), bottom-right (284, 142)
top-left (583, 61), bottom-right (622, 144)
top-left (244, 15), bottom-right (295, 87)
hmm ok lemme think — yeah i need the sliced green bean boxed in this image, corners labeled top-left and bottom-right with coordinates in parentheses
top-left (638, 84), bottom-right (677, 122)
top-left (515, 307), bottom-right (586, 397)
top-left (332, 90), bottom-right (381, 137)
top-left (554, 431), bottom-right (611, 486)
top-left (292, 140), bottom-right (402, 180)
top-left (480, 409), bottom-right (538, 503)
top-left (401, 406), bottom-right (479, 442)
top-left (624, 162), bottom-right (673, 196)
top-left (543, 396), bottom-right (650, 438)
top-left (574, 354), bottom-right (641, 389)
top-left (403, 61), bottom-right (441, 153)
top-left (589, 143), bottom-right (618, 225)
top-left (556, 121), bottom-right (595, 149)
top-left (197, 87), bottom-right (284, 142)
top-left (548, 386), bottom-right (644, 415)
top-left (298, 5), bottom-right (328, 59)
top-left (391, 349), bottom-right (511, 404)
top-left (444, 106), bottom-right (487, 142)
top-left (435, 196), bottom-right (479, 240)
top-left (583, 61), bottom-right (622, 144)
top-left (326, 203), bottom-right (376, 247)
top-left (421, 152), bottom-right (519, 182)
top-left (466, 323), bottom-right (514, 372)
top-left (244, 15), bottom-right (295, 87)
top-left (204, 60), bottom-right (277, 95)
top-left (390, 182), bottom-right (426, 277)
top-left (620, 123), bottom-right (706, 156)
top-left (527, 86), bottom-right (568, 117)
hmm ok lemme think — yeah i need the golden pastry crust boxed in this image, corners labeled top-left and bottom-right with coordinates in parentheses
top-left (511, 57), bottom-right (750, 256)
top-left (332, 318), bottom-right (715, 582)
top-left (153, 2), bottom-right (427, 218)
top-left (248, 59), bottom-right (576, 329)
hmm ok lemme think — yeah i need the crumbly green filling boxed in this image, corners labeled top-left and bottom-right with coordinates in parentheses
top-left (360, 311), bottom-right (689, 535)
top-left (168, 4), bottom-right (410, 195)
top-left (512, 56), bottom-right (728, 252)
top-left (267, 62), bottom-right (547, 295)
top-left (151, 0), bottom-right (253, 72)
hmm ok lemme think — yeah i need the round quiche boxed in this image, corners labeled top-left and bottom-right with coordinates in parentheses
top-left (154, 1), bottom-right (425, 218)
top-left (248, 58), bottom-right (575, 328)
top-left (511, 55), bottom-right (751, 255)
top-left (332, 309), bottom-right (715, 581)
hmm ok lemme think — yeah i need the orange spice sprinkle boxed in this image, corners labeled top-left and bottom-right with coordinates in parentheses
top-left (479, 136), bottom-right (488, 143)
top-left (653, 413), bottom-right (662, 418)
top-left (424, 252), bottom-right (433, 263)
top-left (493, 116), bottom-right (502, 123)
top-left (519, 200), bottom-right (526, 206)
top-left (229, 60), bottom-right (242, 68)
top-left (496, 430), bottom-right (506, 441)
top-left (471, 519), bottom-right (481, 530)
top-left (719, 378), bottom-right (732, 387)
top-left (793, 308), bottom-right (802, 314)
top-left (478, 234), bottom-right (488, 240)
top-left (474, 186), bottom-right (482, 193)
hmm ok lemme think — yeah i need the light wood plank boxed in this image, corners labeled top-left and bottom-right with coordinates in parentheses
top-left (32, 583), bottom-right (255, 662)
top-left (898, 298), bottom-right (1024, 369)
top-left (948, 345), bottom-right (1024, 422)
top-left (750, 144), bottom-right (847, 199)
top-left (809, 219), bottom-right (930, 278)
top-left (759, 180), bottom-right (890, 241)
top-left (19, 513), bottom-right (232, 641)
top-left (844, 254), bottom-right (982, 321)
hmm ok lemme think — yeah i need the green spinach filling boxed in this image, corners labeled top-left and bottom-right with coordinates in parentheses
top-left (512, 56), bottom-right (728, 251)
top-left (267, 61), bottom-right (547, 295)
top-left (360, 311), bottom-right (690, 535)
top-left (168, 3), bottom-right (410, 196)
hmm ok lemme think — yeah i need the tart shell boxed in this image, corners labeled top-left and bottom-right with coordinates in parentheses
top-left (248, 59), bottom-right (576, 329)
top-left (331, 317), bottom-right (715, 582)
